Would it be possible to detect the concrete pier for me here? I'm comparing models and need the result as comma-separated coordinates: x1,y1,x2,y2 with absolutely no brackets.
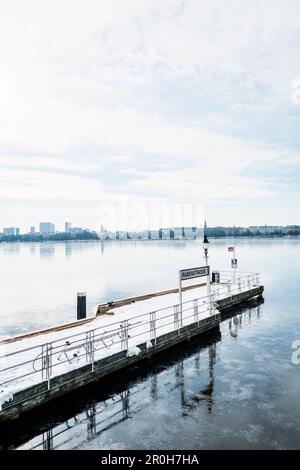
0,272,264,422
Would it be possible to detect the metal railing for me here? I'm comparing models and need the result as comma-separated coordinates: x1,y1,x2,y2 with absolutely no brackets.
0,271,261,410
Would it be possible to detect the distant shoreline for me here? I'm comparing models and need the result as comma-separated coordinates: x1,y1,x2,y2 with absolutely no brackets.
1,235,300,244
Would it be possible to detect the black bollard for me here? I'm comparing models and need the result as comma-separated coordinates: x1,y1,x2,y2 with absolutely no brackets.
77,292,86,320
212,271,219,283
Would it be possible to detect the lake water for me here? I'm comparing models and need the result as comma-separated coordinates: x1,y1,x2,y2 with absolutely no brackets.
0,238,300,449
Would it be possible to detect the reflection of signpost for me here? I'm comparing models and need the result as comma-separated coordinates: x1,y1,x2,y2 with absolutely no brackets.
178,266,210,320
228,246,237,283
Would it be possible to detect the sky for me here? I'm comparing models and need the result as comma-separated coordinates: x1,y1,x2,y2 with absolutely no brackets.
0,0,300,232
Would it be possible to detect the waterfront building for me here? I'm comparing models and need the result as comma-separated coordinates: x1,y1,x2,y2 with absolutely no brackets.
173,227,184,240
39,222,55,234
65,222,71,233
3,227,20,236
117,231,128,240
150,230,160,240
183,227,196,239
248,225,284,235
99,225,108,240
128,231,140,240
161,228,171,239
140,230,151,240
30,226,35,234
107,231,117,240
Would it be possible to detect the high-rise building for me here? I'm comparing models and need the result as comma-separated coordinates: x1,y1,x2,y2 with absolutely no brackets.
3,227,20,236
107,231,117,240
65,222,71,233
161,228,171,239
116,231,128,240
39,222,55,234
140,230,151,240
173,227,184,240
99,224,108,240
30,226,35,234
128,231,140,240
150,230,160,240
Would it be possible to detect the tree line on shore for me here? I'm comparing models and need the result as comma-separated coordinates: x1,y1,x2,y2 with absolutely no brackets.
1,225,300,243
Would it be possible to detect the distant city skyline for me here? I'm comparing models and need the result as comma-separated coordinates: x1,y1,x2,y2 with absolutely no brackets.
1,221,300,240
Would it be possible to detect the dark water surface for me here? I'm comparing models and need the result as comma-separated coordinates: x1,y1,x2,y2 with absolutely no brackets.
0,238,300,449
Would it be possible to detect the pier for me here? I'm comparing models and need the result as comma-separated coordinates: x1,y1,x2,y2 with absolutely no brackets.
0,271,264,422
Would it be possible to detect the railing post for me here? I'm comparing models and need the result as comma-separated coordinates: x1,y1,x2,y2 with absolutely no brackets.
42,342,53,389
209,293,216,316
86,330,95,370
174,304,180,332
248,275,251,289
193,299,199,324
150,311,157,345
238,278,241,293
120,320,129,350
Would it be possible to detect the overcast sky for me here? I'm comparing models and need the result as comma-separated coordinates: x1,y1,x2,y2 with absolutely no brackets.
1,0,300,232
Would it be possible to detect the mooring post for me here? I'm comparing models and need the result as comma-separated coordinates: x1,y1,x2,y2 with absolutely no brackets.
77,292,86,320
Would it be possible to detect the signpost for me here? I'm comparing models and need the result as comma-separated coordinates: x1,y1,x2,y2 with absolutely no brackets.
228,246,238,282
178,266,210,321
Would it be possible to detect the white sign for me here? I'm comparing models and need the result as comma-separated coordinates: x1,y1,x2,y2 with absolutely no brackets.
180,266,209,281
231,258,238,268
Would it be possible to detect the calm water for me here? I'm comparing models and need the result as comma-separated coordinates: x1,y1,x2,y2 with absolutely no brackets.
0,238,300,449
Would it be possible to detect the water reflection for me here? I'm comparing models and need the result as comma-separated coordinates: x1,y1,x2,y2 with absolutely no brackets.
30,244,36,257
65,243,72,259
1,243,20,255
39,243,55,258
225,300,263,338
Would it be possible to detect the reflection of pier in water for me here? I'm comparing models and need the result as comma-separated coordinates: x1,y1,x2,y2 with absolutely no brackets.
228,305,261,338
1,302,263,450
175,344,217,415
16,339,220,450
